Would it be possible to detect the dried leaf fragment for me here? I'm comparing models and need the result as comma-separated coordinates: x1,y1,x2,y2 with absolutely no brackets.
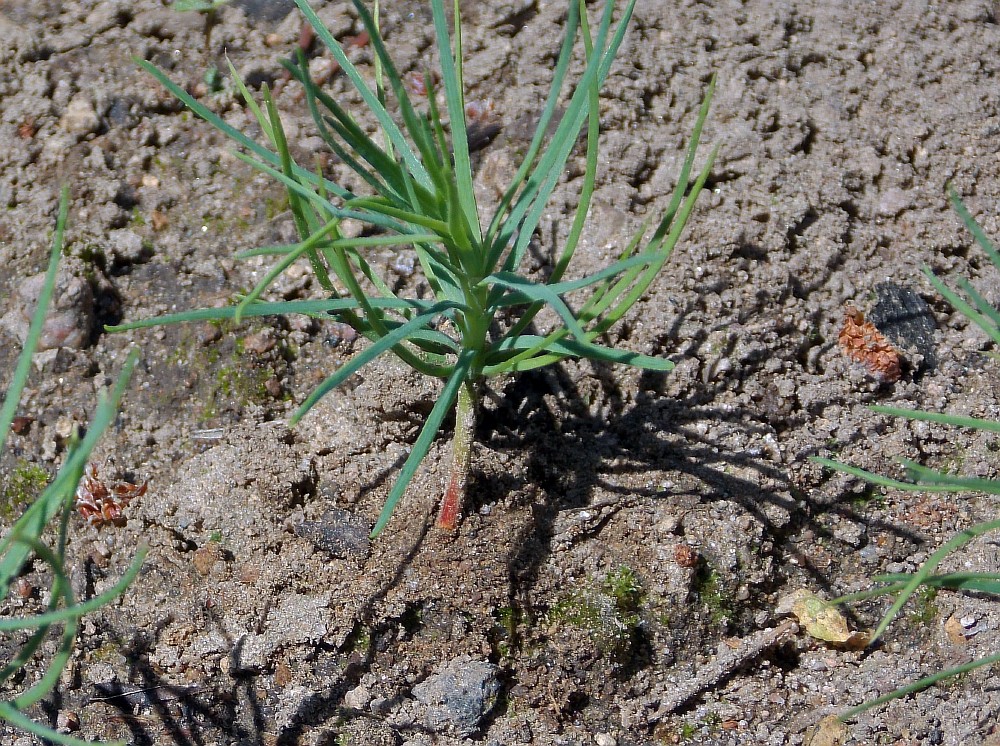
673,542,699,568
75,461,146,528
838,306,902,382
944,614,967,644
778,590,867,646
791,591,851,642
805,715,847,746
944,612,981,644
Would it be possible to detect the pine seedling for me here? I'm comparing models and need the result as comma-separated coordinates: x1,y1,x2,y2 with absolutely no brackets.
113,0,717,537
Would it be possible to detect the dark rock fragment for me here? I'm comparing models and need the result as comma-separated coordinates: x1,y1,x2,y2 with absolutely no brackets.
294,508,371,560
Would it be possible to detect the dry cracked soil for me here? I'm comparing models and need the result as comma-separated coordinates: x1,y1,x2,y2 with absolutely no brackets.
1,0,999,744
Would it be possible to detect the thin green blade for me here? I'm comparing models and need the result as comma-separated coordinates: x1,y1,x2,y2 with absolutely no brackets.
370,349,475,537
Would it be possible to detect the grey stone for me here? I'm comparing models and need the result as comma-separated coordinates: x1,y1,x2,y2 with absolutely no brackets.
108,228,149,264
2,258,95,350
412,656,501,736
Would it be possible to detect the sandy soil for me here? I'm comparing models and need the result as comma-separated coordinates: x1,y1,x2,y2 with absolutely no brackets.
1,0,999,744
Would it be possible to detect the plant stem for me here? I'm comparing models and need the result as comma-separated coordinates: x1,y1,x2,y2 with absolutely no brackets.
203,9,217,55
438,379,476,529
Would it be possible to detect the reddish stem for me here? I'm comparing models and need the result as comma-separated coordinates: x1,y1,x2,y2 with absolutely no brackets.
438,471,463,530
436,381,476,530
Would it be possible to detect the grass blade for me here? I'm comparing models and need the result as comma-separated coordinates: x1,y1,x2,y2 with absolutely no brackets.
551,0,600,284
283,54,399,195
430,0,480,242
923,266,1000,345
293,0,430,189
289,301,461,425
235,217,340,321
809,457,970,493
487,249,664,305
500,0,632,272
238,233,441,258
484,0,581,249
594,142,717,333
0,192,142,743
868,571,1000,595
0,187,69,454
484,334,674,374
229,150,407,234
949,185,1000,269
227,56,272,143
370,349,475,537
0,349,139,580
867,518,1000,644
870,405,1000,432
958,277,1000,330
899,460,1000,494
487,272,588,341
0,546,147,631
840,650,1000,723
0,702,123,746
107,298,422,331
137,58,351,202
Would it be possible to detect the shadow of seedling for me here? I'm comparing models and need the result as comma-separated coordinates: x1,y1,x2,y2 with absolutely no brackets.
471,254,934,651
488,353,798,624
75,616,247,746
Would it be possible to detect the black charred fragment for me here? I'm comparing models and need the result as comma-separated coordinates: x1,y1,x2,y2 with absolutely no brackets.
870,281,938,372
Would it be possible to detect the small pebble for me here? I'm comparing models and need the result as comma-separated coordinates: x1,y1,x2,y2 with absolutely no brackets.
876,187,912,218
197,323,222,345
344,684,371,710
391,253,416,276
3,262,95,350
107,228,148,264
57,710,80,733
10,416,33,434
13,577,34,599
265,376,283,398
412,656,500,735
243,329,276,355
192,542,223,576
60,94,100,135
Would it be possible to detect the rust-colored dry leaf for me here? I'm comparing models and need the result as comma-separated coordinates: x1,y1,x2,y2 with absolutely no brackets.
838,306,902,382
673,542,699,568
75,461,146,529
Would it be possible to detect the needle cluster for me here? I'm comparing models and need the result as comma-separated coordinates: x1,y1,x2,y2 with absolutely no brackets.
114,0,717,537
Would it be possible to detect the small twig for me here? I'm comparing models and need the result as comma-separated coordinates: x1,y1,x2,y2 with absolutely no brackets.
90,684,205,703
648,619,799,722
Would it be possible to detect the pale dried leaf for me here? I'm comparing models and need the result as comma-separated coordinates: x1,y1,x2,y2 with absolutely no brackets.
805,715,847,746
